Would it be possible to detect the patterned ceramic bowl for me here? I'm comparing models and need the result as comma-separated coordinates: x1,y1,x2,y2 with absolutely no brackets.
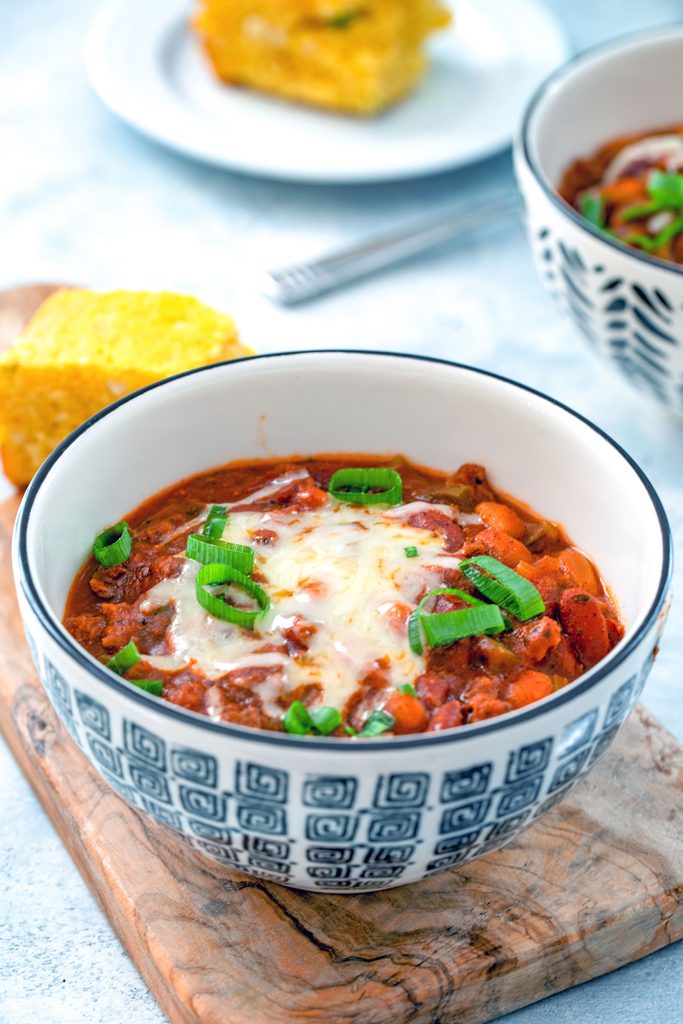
515,27,683,415
13,352,672,892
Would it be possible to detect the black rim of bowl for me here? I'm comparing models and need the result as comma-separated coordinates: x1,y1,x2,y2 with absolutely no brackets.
16,350,673,751
519,22,683,279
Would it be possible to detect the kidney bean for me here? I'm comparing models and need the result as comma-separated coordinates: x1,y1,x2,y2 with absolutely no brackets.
427,701,466,732
559,588,611,668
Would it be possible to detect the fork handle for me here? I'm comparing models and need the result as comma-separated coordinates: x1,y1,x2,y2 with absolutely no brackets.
261,191,520,305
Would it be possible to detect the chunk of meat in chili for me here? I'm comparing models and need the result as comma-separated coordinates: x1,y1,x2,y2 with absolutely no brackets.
405,509,464,553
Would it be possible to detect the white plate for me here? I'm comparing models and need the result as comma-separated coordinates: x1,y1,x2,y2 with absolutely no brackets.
85,0,568,184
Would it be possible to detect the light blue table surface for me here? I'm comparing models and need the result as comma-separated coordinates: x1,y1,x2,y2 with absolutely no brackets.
1,1,681,1021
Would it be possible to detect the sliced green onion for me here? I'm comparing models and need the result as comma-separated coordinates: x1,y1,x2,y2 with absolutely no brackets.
460,555,545,620
203,504,228,539
398,683,417,696
625,232,656,251
404,546,419,558
626,216,683,252
130,678,163,696
650,215,683,250
578,191,605,228
106,640,140,675
359,710,395,737
421,605,506,648
93,521,132,567
621,200,664,223
283,700,312,735
195,563,269,627
311,706,342,735
344,725,357,736
186,533,254,574
647,170,683,208
329,467,402,507
407,587,489,656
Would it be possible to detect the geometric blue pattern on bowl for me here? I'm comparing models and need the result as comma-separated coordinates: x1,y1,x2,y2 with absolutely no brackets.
179,785,226,822
124,720,166,771
236,762,288,803
302,776,357,808
34,654,659,890
373,773,429,808
171,747,218,788
368,811,421,843
75,691,111,740
440,763,492,802
506,738,553,783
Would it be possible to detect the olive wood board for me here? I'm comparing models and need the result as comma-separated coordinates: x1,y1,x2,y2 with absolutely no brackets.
0,286,682,1023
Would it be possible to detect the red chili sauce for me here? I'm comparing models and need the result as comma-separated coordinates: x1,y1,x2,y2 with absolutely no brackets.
64,457,623,737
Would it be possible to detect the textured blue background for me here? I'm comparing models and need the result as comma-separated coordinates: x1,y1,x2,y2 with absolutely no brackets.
0,1,681,1021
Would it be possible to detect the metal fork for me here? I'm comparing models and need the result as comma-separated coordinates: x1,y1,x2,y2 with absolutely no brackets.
260,190,519,305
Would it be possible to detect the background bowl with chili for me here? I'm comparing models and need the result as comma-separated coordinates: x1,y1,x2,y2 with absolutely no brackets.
13,351,671,891
515,26,683,416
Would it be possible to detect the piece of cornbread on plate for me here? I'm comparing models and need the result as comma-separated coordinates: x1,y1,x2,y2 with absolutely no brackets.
193,0,452,115
0,289,251,487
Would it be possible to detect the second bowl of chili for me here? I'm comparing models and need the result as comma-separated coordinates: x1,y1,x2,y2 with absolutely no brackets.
515,26,683,416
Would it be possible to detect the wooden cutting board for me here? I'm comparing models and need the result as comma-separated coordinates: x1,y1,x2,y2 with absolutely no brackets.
1,286,682,1024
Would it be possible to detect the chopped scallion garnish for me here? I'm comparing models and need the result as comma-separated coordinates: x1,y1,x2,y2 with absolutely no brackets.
650,215,683,250
460,555,545,620
647,170,683,208
421,605,506,647
130,678,163,696
106,640,140,674
186,533,254,574
578,191,605,228
283,700,312,735
93,521,132,567
282,702,343,736
407,587,490,656
359,709,395,737
329,467,402,507
311,706,342,735
203,504,228,539
404,546,419,558
195,563,269,627
621,200,664,223
398,683,417,696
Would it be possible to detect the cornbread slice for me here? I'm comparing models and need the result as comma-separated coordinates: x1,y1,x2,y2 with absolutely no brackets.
193,0,452,115
0,289,251,487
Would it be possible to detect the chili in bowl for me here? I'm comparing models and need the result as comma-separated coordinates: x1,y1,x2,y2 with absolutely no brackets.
515,27,683,415
64,456,624,739
13,352,672,891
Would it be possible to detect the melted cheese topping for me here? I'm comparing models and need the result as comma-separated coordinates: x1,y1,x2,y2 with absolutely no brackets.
142,480,474,717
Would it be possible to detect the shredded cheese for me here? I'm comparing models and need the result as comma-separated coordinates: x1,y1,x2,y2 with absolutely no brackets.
142,481,476,716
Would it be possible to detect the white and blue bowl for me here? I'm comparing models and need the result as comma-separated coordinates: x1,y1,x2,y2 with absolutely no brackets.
515,26,683,415
13,352,672,891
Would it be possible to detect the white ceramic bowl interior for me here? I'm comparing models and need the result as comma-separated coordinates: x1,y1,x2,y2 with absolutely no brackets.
14,353,672,890
515,27,683,413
